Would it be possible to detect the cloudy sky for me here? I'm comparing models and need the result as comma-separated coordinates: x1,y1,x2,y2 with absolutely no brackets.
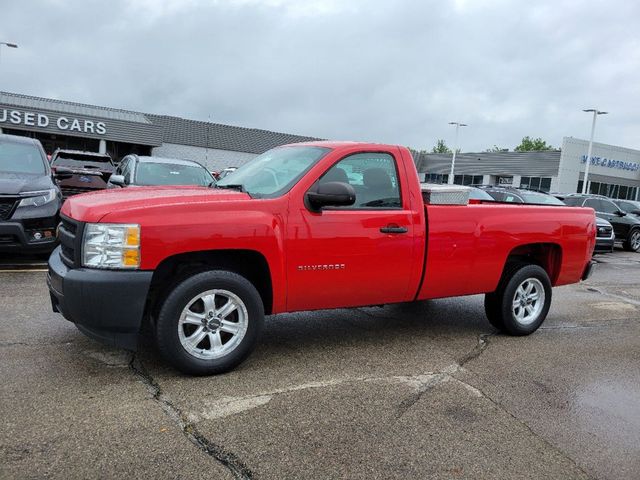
1,0,638,152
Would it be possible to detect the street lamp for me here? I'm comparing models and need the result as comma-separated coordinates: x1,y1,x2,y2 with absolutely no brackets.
447,121,467,184
581,108,608,194
0,41,18,68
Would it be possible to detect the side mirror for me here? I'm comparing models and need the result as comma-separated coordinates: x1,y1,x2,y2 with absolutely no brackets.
631,210,640,216
616,210,627,217
306,181,356,211
109,174,126,187
53,166,73,180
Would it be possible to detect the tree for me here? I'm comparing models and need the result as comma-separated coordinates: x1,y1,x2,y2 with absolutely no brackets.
514,136,554,152
485,145,509,152
432,139,452,154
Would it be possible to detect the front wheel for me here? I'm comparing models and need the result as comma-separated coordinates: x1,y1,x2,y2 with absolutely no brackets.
624,228,640,252
155,270,264,375
484,264,552,335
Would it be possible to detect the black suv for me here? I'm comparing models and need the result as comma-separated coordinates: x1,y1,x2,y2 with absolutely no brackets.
0,133,65,253
614,199,640,218
50,149,115,199
559,194,640,252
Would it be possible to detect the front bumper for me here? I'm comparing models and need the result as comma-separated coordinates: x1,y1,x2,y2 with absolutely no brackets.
47,246,153,350
0,221,58,253
594,235,615,253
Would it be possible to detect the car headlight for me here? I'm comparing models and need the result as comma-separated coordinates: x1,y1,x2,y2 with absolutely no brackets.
17,188,57,208
82,223,141,269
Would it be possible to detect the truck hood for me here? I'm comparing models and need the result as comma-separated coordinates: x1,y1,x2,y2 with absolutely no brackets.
61,185,251,222
0,172,54,195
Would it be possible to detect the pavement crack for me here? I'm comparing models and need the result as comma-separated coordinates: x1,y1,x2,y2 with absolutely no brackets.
128,354,254,480
448,372,595,479
585,286,640,307
457,332,493,367
395,373,448,418
0,340,75,348
0,341,30,347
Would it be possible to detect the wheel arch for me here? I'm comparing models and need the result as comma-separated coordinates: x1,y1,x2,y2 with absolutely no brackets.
502,242,563,285
145,249,274,322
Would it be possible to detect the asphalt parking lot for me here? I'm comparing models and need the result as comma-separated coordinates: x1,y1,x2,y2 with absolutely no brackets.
1,250,639,480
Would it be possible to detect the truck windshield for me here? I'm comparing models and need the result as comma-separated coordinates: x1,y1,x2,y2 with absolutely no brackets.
0,141,46,174
135,162,214,186
217,146,330,197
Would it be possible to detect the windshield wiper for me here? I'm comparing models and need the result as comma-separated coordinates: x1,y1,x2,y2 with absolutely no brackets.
216,183,245,192
216,184,252,197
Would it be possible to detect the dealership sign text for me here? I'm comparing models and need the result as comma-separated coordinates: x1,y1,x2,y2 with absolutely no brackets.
581,155,639,172
0,109,106,135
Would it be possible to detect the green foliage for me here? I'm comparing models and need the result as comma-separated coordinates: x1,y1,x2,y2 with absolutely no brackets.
485,145,509,152
514,136,554,152
432,139,452,154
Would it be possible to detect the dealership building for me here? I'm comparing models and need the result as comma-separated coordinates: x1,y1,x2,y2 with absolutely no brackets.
2,91,639,200
415,137,640,200
0,91,317,171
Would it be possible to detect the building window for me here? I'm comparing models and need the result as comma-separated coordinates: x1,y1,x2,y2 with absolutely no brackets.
423,173,449,184
520,176,552,192
495,175,514,186
577,180,638,200
453,174,483,186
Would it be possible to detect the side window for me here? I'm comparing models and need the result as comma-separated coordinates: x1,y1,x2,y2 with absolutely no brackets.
584,199,601,211
318,152,401,209
121,160,133,184
600,200,619,214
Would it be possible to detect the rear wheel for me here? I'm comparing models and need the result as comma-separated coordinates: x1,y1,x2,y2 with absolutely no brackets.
155,270,264,375
624,228,640,252
484,264,552,335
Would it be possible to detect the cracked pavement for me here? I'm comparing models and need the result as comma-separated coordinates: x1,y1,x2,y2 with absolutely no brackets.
1,249,639,479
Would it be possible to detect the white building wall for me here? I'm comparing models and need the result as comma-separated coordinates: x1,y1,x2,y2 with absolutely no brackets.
557,137,640,194
152,143,258,171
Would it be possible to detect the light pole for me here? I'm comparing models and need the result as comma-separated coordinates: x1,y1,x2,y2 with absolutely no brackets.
581,108,608,194
448,121,467,184
0,42,19,67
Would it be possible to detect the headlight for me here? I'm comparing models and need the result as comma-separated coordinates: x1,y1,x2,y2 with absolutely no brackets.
17,188,57,208
82,223,141,269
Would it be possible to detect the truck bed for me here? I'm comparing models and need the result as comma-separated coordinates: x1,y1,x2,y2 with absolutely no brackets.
416,203,596,300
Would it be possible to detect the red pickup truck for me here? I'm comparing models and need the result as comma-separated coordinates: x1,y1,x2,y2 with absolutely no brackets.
48,142,596,375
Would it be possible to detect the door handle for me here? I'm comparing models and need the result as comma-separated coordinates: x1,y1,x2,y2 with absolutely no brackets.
380,225,408,234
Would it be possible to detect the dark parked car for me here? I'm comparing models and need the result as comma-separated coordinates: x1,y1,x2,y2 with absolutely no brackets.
594,217,615,253
0,133,67,253
558,194,640,252
107,155,216,188
475,185,566,206
614,199,640,217
50,149,115,199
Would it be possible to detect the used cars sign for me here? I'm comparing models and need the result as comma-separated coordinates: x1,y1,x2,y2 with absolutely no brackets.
0,109,107,135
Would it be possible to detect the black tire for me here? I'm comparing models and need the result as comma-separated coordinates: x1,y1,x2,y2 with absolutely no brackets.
155,270,264,375
484,263,552,335
624,228,640,252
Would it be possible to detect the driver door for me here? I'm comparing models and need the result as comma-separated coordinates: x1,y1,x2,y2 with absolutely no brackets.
285,151,417,311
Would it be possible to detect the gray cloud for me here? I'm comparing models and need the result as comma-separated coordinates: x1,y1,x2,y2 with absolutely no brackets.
1,0,638,152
